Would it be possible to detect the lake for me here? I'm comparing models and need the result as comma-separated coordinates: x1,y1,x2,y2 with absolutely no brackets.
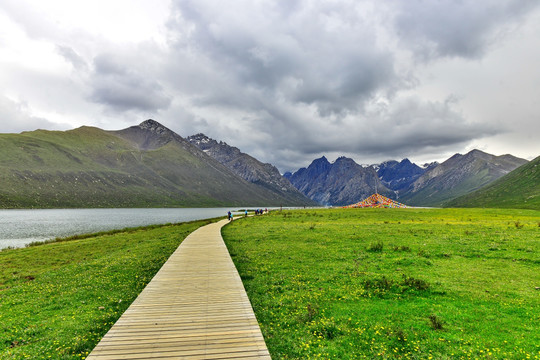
0,208,248,250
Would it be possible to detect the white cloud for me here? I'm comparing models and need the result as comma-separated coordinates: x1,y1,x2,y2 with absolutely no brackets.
0,96,68,133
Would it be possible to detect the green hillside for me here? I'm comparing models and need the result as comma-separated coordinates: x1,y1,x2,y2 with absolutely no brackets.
0,125,309,208
447,155,540,210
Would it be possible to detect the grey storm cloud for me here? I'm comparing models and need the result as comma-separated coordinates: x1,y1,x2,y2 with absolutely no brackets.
250,96,498,169
391,0,538,60
161,0,533,170
89,54,172,112
1,0,538,172
167,0,401,114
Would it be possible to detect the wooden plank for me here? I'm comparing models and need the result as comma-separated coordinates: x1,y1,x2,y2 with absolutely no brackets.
87,219,271,360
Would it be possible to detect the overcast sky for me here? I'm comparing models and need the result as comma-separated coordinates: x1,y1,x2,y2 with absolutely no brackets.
1,0,539,172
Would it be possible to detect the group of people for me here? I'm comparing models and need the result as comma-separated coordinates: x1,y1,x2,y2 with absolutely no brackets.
227,208,268,221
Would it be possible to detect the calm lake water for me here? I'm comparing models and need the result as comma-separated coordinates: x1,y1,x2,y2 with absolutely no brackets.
0,208,246,250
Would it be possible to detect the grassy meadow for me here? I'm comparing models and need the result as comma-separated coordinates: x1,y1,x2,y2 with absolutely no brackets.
223,208,540,359
0,219,218,360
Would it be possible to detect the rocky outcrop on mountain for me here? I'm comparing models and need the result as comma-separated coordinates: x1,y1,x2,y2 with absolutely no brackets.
287,156,393,206
376,158,425,192
400,149,528,206
187,133,315,205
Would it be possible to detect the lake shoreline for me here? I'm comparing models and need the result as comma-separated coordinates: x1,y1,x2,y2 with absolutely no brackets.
0,207,242,250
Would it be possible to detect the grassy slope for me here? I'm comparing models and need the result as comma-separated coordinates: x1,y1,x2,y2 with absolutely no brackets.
447,156,540,210
400,152,527,207
0,127,297,208
0,128,193,207
0,219,217,359
401,168,494,207
223,209,540,359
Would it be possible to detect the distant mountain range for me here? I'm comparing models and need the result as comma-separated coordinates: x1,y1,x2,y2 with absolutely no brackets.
376,158,437,192
0,120,313,208
284,156,393,206
447,155,539,210
398,149,528,206
285,150,529,207
0,119,534,209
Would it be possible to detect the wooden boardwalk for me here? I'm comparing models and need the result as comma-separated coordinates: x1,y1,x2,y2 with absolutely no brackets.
87,219,271,359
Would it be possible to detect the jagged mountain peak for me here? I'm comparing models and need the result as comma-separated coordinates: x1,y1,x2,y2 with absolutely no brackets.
446,149,491,162
188,133,211,142
191,132,207,138
401,158,413,165
376,158,425,192
312,155,330,163
186,133,233,152
467,149,488,155
138,119,171,134
462,149,492,161
187,134,233,156
288,155,392,206
309,156,331,169
380,159,399,166
334,156,359,167
112,119,188,151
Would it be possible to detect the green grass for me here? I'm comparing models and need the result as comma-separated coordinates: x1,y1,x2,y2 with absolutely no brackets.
0,218,218,359
222,208,540,359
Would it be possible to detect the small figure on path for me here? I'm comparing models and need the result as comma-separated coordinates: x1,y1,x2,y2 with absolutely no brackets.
245,210,248,217
227,211,232,221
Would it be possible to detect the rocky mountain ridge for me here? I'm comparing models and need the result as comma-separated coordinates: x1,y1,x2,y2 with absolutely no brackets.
1,119,530,208
286,150,528,207
447,155,539,209
400,149,528,206
187,133,314,205
285,156,394,206
376,158,426,192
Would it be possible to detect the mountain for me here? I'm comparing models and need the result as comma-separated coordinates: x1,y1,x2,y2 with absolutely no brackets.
286,156,393,206
400,149,528,207
186,133,315,205
446,155,540,210
376,158,426,192
286,150,527,207
0,120,312,208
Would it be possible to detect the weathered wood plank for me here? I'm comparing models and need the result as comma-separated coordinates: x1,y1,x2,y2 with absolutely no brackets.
87,219,271,359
